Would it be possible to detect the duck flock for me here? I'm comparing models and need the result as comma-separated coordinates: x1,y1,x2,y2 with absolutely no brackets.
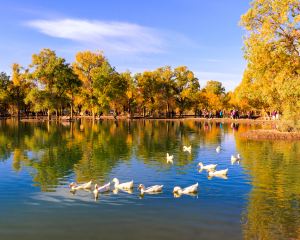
68,145,242,200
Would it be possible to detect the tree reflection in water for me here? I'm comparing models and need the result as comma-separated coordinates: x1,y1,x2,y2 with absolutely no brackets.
236,138,300,239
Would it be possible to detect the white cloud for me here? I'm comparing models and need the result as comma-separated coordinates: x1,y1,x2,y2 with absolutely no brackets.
26,18,166,54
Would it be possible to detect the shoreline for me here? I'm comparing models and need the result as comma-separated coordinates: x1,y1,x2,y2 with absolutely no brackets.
1,115,279,125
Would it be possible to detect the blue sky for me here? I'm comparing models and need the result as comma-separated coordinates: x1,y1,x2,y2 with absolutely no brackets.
0,0,251,91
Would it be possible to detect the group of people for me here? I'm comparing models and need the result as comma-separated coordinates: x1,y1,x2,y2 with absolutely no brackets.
199,109,280,120
271,110,280,120
199,109,240,119
230,109,239,119
199,109,224,118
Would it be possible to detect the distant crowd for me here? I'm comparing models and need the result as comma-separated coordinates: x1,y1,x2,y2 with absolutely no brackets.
197,109,255,119
196,109,280,120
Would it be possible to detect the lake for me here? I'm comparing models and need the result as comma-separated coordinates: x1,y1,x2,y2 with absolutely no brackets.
0,119,299,240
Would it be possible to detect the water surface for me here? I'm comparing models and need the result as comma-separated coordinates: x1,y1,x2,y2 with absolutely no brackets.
0,119,299,240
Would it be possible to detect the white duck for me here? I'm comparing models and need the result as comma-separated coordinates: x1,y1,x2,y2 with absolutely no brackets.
231,154,241,164
173,183,198,195
216,146,221,153
69,180,92,192
208,168,228,177
231,154,238,161
93,182,111,199
183,145,192,153
112,178,134,190
198,162,217,172
138,184,163,195
166,153,174,164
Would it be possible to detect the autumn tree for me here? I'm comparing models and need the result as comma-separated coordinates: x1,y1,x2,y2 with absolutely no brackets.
237,0,300,130
202,80,226,111
9,63,32,119
204,80,225,96
173,66,200,116
121,71,137,118
73,51,108,118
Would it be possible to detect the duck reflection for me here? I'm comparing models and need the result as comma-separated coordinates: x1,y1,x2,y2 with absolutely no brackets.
173,192,198,198
207,175,228,180
113,188,134,195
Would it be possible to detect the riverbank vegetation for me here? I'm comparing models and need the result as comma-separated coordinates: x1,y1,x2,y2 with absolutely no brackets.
0,0,299,131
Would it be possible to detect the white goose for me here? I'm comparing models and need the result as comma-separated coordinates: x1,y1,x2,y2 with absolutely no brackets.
112,178,134,190
69,180,92,192
166,153,174,164
216,146,221,153
183,145,192,153
198,162,217,172
93,182,111,199
208,168,228,177
138,184,163,194
173,183,198,195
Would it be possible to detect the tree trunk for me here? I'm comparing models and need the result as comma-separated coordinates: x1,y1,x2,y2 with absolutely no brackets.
128,99,132,118
92,109,95,121
48,109,51,121
17,107,20,121
70,104,73,120
167,103,170,118
70,94,74,120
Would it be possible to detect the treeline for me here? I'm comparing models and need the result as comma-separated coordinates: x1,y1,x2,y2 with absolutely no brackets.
0,49,240,120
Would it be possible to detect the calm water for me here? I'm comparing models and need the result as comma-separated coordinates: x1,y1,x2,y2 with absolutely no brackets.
0,119,299,240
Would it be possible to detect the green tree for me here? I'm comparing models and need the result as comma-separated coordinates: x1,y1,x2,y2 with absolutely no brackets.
155,66,175,117
107,72,129,116
93,62,127,115
53,64,81,119
136,71,160,117
29,48,67,120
